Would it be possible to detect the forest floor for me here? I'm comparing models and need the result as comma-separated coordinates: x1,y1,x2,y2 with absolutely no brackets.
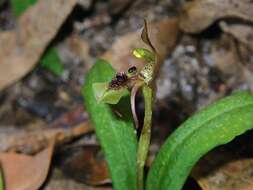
0,0,253,189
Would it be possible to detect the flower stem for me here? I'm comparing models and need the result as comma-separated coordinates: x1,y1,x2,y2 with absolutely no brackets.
137,85,153,190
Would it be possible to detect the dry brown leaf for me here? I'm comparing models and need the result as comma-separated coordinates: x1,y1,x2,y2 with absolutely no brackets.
65,34,93,65
108,0,133,15
62,146,110,186
180,0,253,33
0,106,93,154
209,34,253,90
210,35,242,76
220,22,253,51
4,122,92,154
0,0,77,91
0,139,55,190
44,168,112,190
102,17,179,72
241,182,253,190
194,157,253,190
0,118,93,154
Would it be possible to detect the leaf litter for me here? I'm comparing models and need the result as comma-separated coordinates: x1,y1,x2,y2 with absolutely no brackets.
0,0,77,90
0,138,55,190
0,0,253,189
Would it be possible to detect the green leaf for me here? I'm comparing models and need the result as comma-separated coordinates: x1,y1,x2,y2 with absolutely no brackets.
0,167,4,190
40,48,64,76
147,91,253,190
11,0,38,17
93,83,129,104
82,59,137,190
92,83,108,102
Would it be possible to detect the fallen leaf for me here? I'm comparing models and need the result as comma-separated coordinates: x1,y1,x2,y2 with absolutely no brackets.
210,35,242,76
241,181,253,190
0,0,77,91
108,0,133,15
102,17,179,72
1,122,92,154
180,0,253,33
44,168,112,190
0,139,55,190
61,145,111,186
219,21,253,51
0,106,93,154
209,34,253,90
194,157,253,190
191,135,253,190
63,34,93,68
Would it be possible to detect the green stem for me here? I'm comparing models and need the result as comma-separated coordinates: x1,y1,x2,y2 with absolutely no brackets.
137,85,153,190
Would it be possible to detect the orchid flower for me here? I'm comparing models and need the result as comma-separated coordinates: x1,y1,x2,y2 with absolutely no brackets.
92,20,157,129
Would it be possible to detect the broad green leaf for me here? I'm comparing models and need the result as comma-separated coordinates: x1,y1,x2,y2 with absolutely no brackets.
93,83,129,104
0,167,3,190
11,0,37,17
82,60,137,190
133,48,155,62
147,91,253,190
40,48,64,76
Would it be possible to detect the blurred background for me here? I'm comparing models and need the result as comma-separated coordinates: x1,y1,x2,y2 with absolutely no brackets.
0,0,253,189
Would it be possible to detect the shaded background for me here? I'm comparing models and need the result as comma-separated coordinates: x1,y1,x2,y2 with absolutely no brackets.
0,0,253,189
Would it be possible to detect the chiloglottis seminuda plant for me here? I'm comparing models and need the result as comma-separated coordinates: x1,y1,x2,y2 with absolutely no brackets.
92,20,157,190
82,19,253,190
